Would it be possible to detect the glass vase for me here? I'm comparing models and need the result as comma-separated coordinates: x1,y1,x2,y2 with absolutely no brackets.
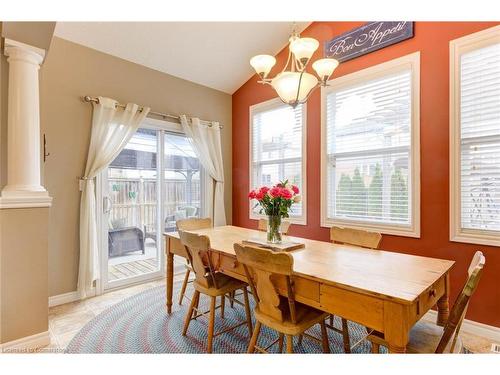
267,215,283,244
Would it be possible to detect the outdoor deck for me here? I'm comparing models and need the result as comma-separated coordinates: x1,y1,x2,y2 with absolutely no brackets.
108,258,158,281
108,257,186,281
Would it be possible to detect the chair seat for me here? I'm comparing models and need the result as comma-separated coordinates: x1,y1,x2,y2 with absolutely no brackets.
407,320,463,353
368,320,463,353
254,300,329,336
193,273,247,297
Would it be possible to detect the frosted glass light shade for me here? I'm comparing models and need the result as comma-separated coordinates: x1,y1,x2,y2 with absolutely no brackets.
290,37,319,62
312,58,339,81
271,71,318,105
250,54,276,78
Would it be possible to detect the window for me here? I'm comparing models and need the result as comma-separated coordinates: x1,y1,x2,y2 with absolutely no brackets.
249,98,307,224
321,52,420,237
450,26,500,247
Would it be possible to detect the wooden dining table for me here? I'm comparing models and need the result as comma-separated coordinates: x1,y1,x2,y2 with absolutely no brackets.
164,225,455,353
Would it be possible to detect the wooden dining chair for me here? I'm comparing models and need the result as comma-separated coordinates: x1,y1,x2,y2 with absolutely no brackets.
327,226,382,353
234,243,330,354
222,218,293,308
226,217,294,309
176,218,212,305
179,230,253,353
368,251,485,354
330,226,382,249
258,218,291,234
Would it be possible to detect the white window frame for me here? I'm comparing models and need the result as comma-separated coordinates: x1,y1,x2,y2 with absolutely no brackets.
450,26,500,247
320,52,421,237
249,97,307,225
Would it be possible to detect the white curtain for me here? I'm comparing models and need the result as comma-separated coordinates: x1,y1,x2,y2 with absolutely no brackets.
78,97,149,299
180,115,226,226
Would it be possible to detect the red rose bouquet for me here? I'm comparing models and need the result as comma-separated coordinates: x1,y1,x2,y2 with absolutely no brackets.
248,180,300,243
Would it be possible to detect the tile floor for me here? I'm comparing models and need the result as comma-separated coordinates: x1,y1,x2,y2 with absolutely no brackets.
45,272,496,354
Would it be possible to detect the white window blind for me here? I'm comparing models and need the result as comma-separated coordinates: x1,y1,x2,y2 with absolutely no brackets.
459,42,500,233
250,100,305,220
324,59,418,233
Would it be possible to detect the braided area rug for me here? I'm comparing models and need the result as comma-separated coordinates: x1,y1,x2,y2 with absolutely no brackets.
66,284,380,353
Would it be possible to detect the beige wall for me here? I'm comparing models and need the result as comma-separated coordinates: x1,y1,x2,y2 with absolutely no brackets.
0,208,49,343
2,22,56,51
41,37,232,297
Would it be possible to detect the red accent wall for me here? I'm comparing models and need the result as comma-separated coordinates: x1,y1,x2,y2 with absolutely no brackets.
232,22,500,327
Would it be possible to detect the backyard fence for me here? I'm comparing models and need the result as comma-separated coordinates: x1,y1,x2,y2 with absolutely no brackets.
109,177,201,231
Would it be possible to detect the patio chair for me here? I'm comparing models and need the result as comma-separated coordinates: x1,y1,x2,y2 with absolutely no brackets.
108,226,145,258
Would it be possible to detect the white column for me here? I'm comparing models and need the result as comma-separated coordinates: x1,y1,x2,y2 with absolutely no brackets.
0,39,51,208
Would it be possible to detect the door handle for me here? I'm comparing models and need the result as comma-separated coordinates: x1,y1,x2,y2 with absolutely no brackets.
103,196,112,214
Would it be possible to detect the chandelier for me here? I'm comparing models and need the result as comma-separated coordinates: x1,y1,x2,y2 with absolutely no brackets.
250,30,339,107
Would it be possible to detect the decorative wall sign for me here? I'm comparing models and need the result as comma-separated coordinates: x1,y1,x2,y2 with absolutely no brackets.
325,22,414,62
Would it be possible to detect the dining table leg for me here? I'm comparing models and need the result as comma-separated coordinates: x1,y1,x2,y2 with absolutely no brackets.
166,239,174,314
384,301,409,354
436,273,450,326
388,344,407,353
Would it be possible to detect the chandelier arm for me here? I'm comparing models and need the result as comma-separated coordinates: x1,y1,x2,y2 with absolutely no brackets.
300,57,313,72
302,82,322,102
281,49,293,74
295,59,304,72
292,81,323,107
296,56,308,72
294,70,306,106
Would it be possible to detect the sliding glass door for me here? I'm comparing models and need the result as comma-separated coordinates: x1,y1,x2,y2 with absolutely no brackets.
99,121,204,291
163,132,202,233
100,128,162,289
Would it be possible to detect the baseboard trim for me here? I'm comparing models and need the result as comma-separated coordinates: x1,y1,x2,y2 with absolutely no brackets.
423,310,500,342
0,331,50,352
49,277,166,307
49,291,81,307
49,287,98,307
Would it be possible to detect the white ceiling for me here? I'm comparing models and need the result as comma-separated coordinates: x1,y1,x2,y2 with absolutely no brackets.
54,22,310,94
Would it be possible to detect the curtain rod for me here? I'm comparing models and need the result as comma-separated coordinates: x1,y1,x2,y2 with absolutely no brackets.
82,96,223,129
